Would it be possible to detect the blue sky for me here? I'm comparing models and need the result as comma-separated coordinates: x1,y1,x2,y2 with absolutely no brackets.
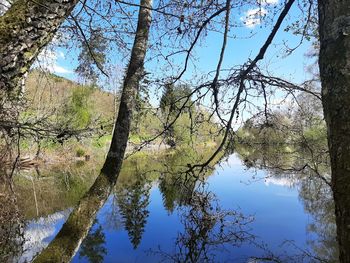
34,0,314,110
36,0,313,79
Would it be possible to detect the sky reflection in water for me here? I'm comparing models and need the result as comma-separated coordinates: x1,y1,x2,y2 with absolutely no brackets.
14,153,335,263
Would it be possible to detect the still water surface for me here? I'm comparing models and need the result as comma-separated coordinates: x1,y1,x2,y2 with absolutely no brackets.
4,150,337,262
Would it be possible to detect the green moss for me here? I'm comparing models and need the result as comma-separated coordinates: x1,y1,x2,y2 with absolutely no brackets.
76,147,86,157
0,0,27,45
23,51,34,60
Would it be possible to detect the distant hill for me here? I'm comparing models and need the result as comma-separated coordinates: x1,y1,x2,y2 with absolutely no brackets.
25,70,116,123
21,70,220,156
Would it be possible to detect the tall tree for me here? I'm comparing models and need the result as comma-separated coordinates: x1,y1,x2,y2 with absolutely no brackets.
33,0,153,261
75,29,108,85
318,1,350,261
0,0,79,95
159,84,193,147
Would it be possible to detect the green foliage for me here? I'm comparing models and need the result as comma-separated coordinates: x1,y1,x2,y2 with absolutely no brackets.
130,92,160,136
159,84,207,147
236,97,328,173
79,223,107,263
160,84,175,114
173,113,192,145
160,84,192,115
75,29,108,85
129,83,218,148
116,176,151,249
46,72,65,83
19,139,30,150
129,134,142,144
92,135,112,148
63,86,94,129
303,123,327,146
19,72,217,155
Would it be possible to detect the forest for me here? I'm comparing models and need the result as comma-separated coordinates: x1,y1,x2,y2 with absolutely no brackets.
0,0,349,262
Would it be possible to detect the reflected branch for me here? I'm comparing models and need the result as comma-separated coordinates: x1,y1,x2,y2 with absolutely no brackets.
152,181,255,263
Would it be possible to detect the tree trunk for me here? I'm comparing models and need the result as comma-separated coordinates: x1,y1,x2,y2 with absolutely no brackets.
100,0,152,181
33,1,153,261
0,0,79,95
317,1,350,261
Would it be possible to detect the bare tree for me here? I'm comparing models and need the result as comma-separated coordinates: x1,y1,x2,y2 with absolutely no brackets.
2,0,349,261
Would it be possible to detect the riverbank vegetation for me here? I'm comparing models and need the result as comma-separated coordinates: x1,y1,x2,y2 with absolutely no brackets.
2,70,221,166
1,0,350,261
235,91,329,178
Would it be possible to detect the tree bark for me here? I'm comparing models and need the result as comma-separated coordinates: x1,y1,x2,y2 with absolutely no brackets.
318,1,350,261
100,0,152,181
33,0,152,261
0,0,79,95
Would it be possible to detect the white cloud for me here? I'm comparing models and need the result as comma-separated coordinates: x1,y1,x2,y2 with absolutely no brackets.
241,8,268,28
264,176,297,187
58,51,65,58
34,49,72,74
261,0,279,5
241,0,279,28
52,64,71,74
17,210,71,263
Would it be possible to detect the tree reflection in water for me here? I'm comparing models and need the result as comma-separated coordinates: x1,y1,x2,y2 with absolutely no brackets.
235,143,339,262
154,179,254,262
0,166,24,262
0,186,25,263
300,172,338,262
159,170,197,213
79,219,107,263
116,173,151,249
0,146,340,262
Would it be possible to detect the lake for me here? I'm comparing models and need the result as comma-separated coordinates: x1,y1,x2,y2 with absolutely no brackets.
0,148,338,262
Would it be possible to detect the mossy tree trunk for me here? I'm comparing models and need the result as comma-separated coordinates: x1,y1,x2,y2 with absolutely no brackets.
318,1,350,261
100,0,152,181
0,0,79,95
33,0,153,261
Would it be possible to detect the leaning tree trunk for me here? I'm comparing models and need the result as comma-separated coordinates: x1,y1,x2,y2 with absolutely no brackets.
33,1,153,262
0,0,79,95
317,1,350,262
